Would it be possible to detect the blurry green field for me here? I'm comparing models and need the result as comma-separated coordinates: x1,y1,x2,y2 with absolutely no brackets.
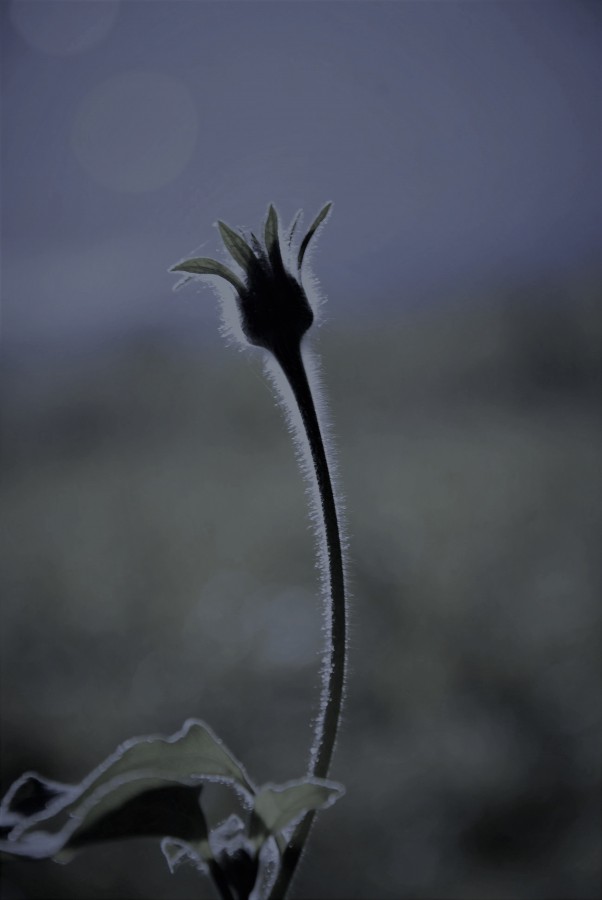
1,284,600,899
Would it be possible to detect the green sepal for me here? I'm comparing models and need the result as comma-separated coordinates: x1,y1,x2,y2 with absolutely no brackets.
297,202,332,270
170,257,245,294
264,205,279,257
264,204,285,275
287,209,302,247
217,221,256,272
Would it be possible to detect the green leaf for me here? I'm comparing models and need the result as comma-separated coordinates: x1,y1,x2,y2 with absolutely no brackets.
0,720,255,861
0,773,74,823
297,202,332,270
69,784,211,855
217,221,256,272
71,719,255,814
249,777,344,847
170,257,245,294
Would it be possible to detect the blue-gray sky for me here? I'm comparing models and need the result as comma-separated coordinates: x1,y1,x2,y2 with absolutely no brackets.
1,0,600,359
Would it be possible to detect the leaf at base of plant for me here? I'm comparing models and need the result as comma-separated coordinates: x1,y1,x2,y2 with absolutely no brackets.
250,777,345,847
0,719,254,861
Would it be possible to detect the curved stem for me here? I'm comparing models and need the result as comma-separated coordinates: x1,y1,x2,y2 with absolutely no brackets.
268,339,347,900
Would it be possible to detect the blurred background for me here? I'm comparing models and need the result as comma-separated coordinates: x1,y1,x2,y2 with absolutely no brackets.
1,1,600,898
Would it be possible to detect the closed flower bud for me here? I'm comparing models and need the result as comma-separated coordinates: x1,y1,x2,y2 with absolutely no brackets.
170,203,331,356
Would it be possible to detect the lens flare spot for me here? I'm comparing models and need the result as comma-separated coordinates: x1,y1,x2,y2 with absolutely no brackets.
10,0,120,56
71,71,199,193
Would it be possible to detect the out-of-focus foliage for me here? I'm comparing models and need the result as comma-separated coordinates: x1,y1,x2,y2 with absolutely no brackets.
1,278,600,899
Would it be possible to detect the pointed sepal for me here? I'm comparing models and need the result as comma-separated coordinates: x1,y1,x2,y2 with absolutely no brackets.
169,258,245,294
217,221,256,272
297,202,332,270
287,209,303,247
264,204,284,275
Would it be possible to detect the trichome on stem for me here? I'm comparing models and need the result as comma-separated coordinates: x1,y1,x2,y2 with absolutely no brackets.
172,202,348,899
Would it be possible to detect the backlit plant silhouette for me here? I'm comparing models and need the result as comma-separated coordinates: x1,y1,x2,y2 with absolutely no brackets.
0,203,348,900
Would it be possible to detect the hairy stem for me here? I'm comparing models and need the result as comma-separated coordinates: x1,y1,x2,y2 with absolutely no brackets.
268,339,347,900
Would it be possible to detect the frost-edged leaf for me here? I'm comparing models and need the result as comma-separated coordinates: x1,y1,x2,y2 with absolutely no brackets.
0,774,76,838
297,202,332,270
1,774,74,819
217,221,256,272
69,718,255,815
0,720,255,862
161,836,210,874
170,257,245,294
68,783,208,850
249,777,344,846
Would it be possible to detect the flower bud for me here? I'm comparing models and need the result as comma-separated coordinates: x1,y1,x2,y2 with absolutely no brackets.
170,202,332,355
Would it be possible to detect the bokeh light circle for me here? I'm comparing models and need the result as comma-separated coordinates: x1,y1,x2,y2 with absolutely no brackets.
10,0,120,56
71,71,199,193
